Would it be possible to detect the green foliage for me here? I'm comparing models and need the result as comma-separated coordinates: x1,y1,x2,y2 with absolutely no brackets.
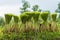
13,15,19,23
58,3,60,9
5,14,12,24
23,1,30,9
38,32,60,40
32,5,39,11
0,33,26,40
51,13,57,21
20,1,30,13
41,12,49,21
1,29,60,40
55,3,60,13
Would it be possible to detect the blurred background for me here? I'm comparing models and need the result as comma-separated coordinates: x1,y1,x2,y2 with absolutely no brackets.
0,0,60,17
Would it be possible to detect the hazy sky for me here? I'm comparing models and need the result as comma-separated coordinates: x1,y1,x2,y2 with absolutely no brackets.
0,0,60,17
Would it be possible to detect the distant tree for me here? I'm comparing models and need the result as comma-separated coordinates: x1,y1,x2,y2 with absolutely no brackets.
55,3,60,13
55,3,60,23
38,9,42,12
32,5,39,11
20,1,42,13
20,1,30,13
32,5,42,12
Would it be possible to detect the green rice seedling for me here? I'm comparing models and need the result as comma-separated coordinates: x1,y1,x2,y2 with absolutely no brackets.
25,12,35,28
13,15,19,23
51,13,58,31
20,13,31,28
40,12,49,31
51,13,57,21
32,12,40,30
20,13,29,33
5,14,13,24
25,12,35,27
41,11,51,32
